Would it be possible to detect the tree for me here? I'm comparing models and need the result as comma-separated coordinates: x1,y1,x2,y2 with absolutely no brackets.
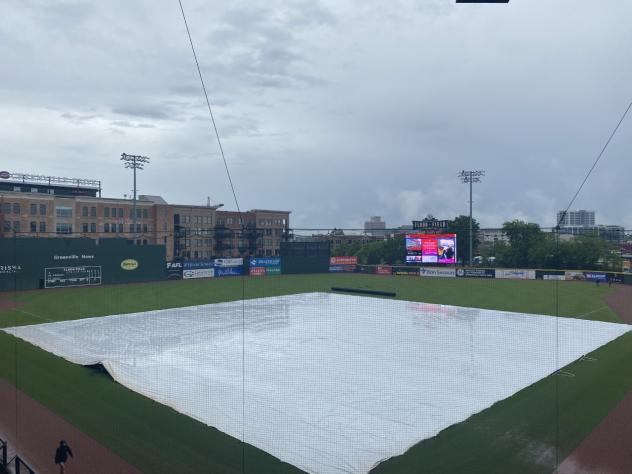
445,215,480,265
356,236,406,265
497,220,544,267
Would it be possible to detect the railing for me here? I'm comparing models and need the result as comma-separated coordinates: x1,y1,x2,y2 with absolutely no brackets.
0,437,37,474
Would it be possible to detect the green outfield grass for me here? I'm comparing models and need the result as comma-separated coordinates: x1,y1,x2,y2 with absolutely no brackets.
0,274,629,473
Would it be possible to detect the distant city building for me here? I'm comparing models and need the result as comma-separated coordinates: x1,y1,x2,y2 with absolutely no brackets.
480,228,509,244
557,210,595,227
0,171,290,260
556,210,623,243
312,230,381,250
364,216,386,237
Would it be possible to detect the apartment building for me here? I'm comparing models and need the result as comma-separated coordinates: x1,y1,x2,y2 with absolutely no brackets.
0,172,290,260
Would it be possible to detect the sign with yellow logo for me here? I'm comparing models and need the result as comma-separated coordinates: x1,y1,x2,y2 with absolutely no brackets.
121,259,139,271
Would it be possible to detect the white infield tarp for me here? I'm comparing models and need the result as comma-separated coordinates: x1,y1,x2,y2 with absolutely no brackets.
3,293,630,474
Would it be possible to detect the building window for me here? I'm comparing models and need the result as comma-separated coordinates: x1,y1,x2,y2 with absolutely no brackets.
104,223,110,232
91,207,96,217
118,208,124,218
118,223,123,233
90,223,96,233
136,223,141,233
3,222,10,231
56,223,72,234
104,207,110,217
12,203,20,214
39,222,46,233
56,207,72,218
13,186,21,192
111,207,116,217
143,239,148,245
143,224,148,233
82,206,88,217
12,221,20,232
129,224,135,233
39,204,46,215
31,188,37,193
265,229,272,236
30,221,36,232
82,223,89,233
1,203,10,214
30,204,37,215
135,208,141,218
265,249,272,256
142,209,148,219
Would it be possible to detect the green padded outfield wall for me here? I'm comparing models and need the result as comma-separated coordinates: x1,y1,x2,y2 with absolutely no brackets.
280,241,330,274
0,237,166,291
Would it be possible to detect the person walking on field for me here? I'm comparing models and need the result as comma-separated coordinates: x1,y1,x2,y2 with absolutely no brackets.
54,440,73,473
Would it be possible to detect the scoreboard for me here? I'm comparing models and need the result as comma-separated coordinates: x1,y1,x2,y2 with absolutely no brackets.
44,266,102,288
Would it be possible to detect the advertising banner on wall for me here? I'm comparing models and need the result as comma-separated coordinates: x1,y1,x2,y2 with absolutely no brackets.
249,257,281,276
215,266,243,277
183,268,215,279
456,268,495,278
419,267,456,278
214,258,244,267
329,265,357,273
250,257,281,268
330,256,358,266
565,271,586,281
183,260,214,270
166,261,183,280
394,267,419,276
376,265,393,275
584,272,607,282
44,266,102,288
495,269,536,280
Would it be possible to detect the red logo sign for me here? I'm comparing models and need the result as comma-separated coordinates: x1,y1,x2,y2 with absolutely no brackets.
376,265,393,275
330,256,358,265
250,267,266,276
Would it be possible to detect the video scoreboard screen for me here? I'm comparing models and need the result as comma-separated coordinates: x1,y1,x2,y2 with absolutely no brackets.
405,233,457,264
44,266,102,288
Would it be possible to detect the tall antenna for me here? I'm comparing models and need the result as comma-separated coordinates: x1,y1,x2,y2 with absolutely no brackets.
120,153,150,238
458,170,485,266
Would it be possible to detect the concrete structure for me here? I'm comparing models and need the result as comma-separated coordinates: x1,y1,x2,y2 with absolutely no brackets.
557,210,595,227
0,173,289,260
364,216,386,237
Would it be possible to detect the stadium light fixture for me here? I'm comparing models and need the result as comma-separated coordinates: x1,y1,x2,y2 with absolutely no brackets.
458,170,485,266
121,153,150,238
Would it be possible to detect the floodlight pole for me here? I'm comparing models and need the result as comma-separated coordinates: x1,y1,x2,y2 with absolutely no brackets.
121,153,150,238
458,170,485,266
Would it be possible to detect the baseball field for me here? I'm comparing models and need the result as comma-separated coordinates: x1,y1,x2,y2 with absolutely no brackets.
0,274,630,473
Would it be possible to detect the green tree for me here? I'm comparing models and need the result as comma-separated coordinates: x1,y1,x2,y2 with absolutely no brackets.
446,215,480,265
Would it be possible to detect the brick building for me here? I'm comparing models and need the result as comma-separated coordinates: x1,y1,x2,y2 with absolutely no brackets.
0,173,290,261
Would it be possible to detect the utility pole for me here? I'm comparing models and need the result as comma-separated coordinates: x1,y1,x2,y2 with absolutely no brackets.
458,170,485,266
120,153,150,239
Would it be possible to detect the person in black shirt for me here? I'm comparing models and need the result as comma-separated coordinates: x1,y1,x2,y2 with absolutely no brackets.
54,440,73,473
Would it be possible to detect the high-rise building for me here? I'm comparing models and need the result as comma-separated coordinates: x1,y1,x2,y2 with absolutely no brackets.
364,216,386,237
556,210,595,227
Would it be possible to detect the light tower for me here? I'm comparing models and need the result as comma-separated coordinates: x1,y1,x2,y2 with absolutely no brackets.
120,153,150,237
458,170,485,266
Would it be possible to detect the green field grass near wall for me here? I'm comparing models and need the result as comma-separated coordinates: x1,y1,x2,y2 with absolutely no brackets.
0,275,628,473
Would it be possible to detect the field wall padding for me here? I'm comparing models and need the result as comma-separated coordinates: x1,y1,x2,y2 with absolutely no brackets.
0,237,166,291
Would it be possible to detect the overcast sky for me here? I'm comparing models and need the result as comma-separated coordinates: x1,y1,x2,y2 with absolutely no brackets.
1,0,631,230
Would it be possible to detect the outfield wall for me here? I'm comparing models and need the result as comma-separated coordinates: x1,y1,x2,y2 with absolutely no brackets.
0,237,166,291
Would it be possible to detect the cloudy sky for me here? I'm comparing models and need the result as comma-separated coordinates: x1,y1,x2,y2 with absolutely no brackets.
1,0,631,230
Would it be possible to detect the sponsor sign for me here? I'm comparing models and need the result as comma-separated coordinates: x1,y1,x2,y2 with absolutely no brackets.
266,267,281,275
120,259,139,271
0,264,21,274
183,268,215,279
250,267,266,276
215,266,243,277
376,265,393,275
584,272,607,282
250,257,281,268
44,266,102,288
543,274,565,281
456,268,495,278
166,261,183,280
495,269,535,280
395,267,419,276
330,256,358,266
214,258,243,267
412,219,450,230
329,264,356,273
420,267,457,278
565,271,585,281
183,260,214,270
608,273,624,283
